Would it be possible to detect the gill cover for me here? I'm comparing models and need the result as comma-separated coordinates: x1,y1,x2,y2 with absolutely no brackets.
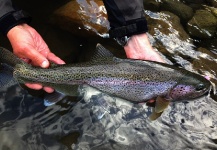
169,72,211,101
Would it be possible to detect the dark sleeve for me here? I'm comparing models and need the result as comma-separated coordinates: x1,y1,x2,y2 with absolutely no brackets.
102,0,148,38
0,0,31,36
0,0,15,18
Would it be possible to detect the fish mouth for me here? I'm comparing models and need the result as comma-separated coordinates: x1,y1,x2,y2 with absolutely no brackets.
188,90,210,100
169,86,211,102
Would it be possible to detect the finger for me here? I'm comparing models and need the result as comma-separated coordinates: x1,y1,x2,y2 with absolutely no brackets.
47,52,65,65
20,58,31,63
148,52,165,63
43,86,54,93
25,49,50,68
25,83,43,90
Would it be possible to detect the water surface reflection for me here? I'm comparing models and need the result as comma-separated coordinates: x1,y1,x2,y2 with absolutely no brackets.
0,82,217,149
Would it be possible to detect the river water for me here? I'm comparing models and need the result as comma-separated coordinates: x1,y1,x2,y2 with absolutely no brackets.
0,0,217,150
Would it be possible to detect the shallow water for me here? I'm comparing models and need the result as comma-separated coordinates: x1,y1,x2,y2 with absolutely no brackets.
0,82,217,150
1,0,217,150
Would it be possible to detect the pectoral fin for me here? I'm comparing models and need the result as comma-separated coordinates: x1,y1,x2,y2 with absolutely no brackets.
44,90,66,106
148,96,170,121
154,96,170,113
43,84,79,106
149,108,163,121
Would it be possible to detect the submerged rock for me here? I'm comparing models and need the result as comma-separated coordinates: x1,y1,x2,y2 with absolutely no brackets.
182,0,206,4
161,0,194,23
144,10,193,60
145,11,191,42
198,39,217,53
203,5,217,17
192,47,217,85
143,0,161,12
187,9,217,38
206,0,217,7
49,0,109,38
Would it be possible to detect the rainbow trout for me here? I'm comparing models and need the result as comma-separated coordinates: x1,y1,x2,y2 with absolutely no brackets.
0,44,211,120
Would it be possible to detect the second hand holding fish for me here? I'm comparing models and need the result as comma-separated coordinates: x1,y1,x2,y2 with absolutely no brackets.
124,34,165,63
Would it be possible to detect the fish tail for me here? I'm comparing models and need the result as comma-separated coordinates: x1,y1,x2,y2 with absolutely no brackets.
0,47,24,67
0,63,18,88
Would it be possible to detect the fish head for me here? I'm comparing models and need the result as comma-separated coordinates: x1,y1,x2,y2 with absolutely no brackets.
168,73,211,101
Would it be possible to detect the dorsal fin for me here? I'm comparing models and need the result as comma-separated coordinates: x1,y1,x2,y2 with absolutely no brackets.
90,43,114,61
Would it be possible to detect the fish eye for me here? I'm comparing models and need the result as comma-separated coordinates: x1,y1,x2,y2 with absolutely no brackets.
195,83,205,91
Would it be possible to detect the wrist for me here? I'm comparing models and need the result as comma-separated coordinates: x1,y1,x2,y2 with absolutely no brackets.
109,18,148,38
124,33,150,59
0,10,31,36
109,17,148,47
124,33,165,63
7,23,26,39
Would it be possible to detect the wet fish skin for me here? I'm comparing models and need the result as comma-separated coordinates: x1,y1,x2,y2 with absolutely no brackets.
0,45,211,103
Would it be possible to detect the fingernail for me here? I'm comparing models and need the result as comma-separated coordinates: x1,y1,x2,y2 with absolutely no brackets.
60,61,66,65
41,61,49,68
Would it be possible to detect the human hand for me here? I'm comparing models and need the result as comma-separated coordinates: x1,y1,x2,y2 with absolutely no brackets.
7,23,65,93
124,33,165,63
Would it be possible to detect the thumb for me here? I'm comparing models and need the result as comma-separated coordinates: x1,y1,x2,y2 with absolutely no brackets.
26,49,50,68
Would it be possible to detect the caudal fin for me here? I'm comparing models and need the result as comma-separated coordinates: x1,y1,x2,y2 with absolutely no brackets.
0,64,18,89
